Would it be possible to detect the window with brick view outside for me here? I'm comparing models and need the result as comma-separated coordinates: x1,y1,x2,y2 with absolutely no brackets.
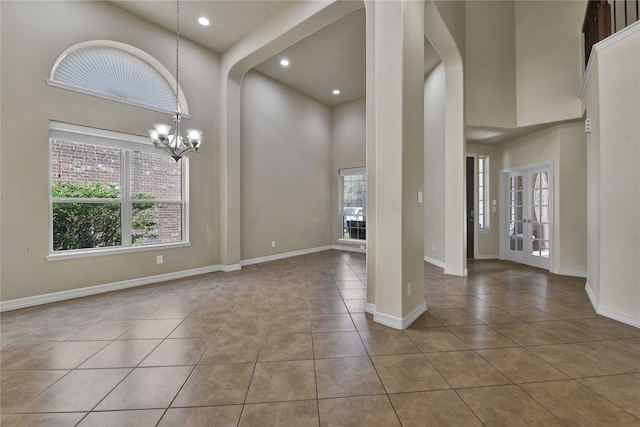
51,138,183,251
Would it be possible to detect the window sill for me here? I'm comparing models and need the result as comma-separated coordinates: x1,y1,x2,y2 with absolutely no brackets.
46,241,191,262
478,229,491,234
338,238,367,245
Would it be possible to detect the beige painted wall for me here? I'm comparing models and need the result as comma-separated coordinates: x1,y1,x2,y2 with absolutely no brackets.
432,0,466,61
372,0,426,321
330,98,366,248
584,57,601,303
557,123,588,273
466,143,502,257
1,1,220,302
400,0,426,316
465,0,517,128
240,71,332,260
515,0,586,126
425,0,467,276
424,63,446,264
500,123,587,274
584,30,640,322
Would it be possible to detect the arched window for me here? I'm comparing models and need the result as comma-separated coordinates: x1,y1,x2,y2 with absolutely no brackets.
47,40,189,116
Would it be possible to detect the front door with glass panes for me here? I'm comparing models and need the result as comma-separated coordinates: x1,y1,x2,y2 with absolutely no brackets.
505,165,552,270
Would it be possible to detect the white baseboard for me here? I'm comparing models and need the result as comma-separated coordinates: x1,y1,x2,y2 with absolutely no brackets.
365,302,376,314
597,305,640,329
332,244,366,254
585,281,598,308
584,282,640,329
474,254,499,260
373,311,404,329
551,268,587,278
240,246,333,266
220,263,242,272
444,268,468,277
425,256,468,277
0,265,223,312
371,302,427,330
403,302,428,328
424,256,446,269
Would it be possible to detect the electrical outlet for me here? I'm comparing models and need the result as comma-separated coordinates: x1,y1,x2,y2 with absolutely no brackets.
407,283,412,296
156,255,163,264
432,244,436,251
271,241,276,248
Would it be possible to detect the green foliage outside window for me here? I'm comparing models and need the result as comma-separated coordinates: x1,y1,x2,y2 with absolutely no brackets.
52,182,159,251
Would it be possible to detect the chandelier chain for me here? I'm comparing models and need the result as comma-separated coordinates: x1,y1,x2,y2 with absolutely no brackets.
148,0,202,161
175,0,180,113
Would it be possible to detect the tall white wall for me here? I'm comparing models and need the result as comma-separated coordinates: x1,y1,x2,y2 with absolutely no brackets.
330,98,367,248
240,71,332,261
423,63,446,264
465,0,517,128
426,0,467,277
583,28,640,326
515,0,586,126
0,1,220,302
584,58,602,309
557,124,588,273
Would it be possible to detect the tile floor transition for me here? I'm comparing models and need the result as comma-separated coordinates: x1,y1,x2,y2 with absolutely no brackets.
1,250,639,426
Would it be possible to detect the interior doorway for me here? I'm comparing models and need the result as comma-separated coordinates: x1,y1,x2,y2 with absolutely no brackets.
466,156,475,259
501,162,553,270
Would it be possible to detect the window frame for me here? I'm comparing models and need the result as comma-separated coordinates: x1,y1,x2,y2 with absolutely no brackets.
478,155,490,232
47,121,190,261
47,40,191,117
338,166,367,244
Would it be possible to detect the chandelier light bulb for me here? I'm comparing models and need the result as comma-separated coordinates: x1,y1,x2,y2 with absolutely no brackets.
186,129,203,148
153,123,171,139
148,129,160,145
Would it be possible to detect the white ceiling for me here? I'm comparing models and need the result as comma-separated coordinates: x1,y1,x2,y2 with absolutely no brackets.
110,2,441,107
111,1,293,53
111,1,545,144
253,9,366,106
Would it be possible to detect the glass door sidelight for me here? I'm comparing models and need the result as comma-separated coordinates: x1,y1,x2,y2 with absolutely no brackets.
530,171,551,268
504,166,552,270
507,173,526,264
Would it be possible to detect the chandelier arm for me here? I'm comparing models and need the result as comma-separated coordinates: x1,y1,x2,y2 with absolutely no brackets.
158,145,176,157
177,147,199,157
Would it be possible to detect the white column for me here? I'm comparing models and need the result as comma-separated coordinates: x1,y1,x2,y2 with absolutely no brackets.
369,0,426,328
218,74,242,270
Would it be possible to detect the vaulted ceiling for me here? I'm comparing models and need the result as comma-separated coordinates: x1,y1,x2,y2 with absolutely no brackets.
112,1,543,142
111,2,441,107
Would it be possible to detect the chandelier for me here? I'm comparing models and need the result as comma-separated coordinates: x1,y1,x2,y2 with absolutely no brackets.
148,0,202,162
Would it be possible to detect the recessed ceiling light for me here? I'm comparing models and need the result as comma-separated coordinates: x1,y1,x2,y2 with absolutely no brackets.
198,17,210,26
332,89,341,95
280,59,290,66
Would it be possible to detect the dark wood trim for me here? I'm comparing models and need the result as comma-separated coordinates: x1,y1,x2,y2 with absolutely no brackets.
583,0,612,66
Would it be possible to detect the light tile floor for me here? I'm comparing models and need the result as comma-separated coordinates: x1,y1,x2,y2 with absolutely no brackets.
1,251,639,426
